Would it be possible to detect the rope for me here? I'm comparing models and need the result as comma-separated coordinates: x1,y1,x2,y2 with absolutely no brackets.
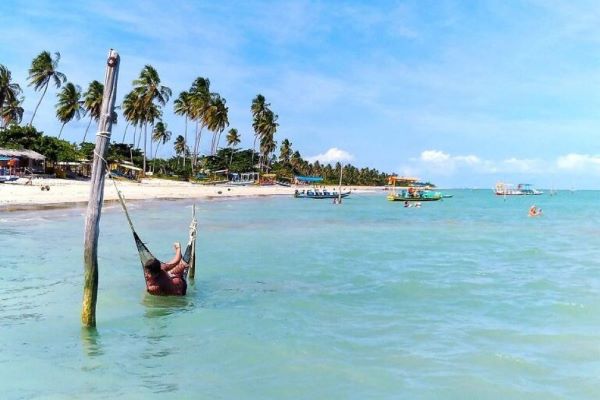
93,149,136,233
96,131,111,139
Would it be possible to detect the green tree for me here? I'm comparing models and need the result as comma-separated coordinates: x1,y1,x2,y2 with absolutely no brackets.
152,121,172,169
1,97,24,128
55,82,85,138
27,51,66,125
0,65,22,117
251,94,267,169
279,138,292,165
226,128,240,169
121,90,142,145
173,134,186,166
132,65,171,174
205,93,229,155
82,80,103,143
0,124,42,149
189,77,211,166
173,91,193,167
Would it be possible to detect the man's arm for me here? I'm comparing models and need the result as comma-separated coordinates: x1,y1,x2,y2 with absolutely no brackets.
161,243,182,271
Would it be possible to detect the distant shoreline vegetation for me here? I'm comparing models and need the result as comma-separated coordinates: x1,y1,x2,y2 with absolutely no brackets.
1,53,395,186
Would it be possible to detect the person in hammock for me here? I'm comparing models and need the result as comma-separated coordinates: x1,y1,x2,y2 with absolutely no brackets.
143,220,196,296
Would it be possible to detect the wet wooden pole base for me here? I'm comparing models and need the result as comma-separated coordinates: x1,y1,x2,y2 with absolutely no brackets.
82,49,120,327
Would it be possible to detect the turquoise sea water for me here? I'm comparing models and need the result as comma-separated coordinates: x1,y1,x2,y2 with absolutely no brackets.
1,190,599,399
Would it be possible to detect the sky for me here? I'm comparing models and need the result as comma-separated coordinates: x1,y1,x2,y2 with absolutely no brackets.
2,0,600,188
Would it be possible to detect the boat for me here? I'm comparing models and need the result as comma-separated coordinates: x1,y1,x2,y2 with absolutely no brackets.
495,182,543,196
0,175,19,183
387,188,442,202
294,189,351,199
386,175,442,202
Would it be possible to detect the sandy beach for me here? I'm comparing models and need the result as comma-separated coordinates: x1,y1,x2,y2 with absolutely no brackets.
0,177,378,210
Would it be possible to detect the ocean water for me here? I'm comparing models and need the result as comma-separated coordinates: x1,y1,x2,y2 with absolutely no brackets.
0,190,599,399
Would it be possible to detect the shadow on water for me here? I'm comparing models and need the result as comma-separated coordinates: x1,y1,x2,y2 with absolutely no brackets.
80,327,103,357
141,293,193,319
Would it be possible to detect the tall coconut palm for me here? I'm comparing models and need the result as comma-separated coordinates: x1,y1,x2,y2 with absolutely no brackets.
205,93,229,155
144,103,162,165
0,65,22,116
1,97,24,128
251,94,269,169
121,90,142,145
132,65,171,174
82,80,103,143
226,128,240,169
189,77,211,166
152,121,172,170
279,138,292,165
254,108,278,172
55,82,85,138
27,51,66,126
173,91,193,167
174,135,186,166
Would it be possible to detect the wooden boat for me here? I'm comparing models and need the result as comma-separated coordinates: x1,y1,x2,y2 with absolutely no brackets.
387,190,442,202
294,189,351,199
386,176,442,202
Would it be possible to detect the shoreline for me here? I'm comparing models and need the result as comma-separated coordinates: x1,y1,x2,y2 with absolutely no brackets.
0,178,383,212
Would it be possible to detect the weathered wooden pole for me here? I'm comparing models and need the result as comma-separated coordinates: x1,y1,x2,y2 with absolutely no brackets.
188,205,197,280
82,49,120,327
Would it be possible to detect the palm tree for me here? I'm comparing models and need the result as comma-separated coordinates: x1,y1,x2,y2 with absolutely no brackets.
189,77,211,166
279,138,292,165
173,91,193,167
121,90,142,145
82,80,103,143
27,51,66,126
226,128,241,169
1,97,24,128
55,82,85,138
251,94,269,169
174,135,186,166
0,65,22,116
205,93,229,155
152,121,172,170
132,65,171,174
254,108,278,172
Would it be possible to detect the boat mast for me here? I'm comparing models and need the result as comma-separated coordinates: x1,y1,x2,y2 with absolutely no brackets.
338,163,343,203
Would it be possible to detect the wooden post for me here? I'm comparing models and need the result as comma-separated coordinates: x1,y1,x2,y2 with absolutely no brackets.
82,50,120,327
188,205,197,280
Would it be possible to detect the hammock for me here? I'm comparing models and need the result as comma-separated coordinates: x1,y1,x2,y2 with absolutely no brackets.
110,175,197,286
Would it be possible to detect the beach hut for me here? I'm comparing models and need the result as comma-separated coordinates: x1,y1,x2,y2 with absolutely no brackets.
259,173,277,185
0,148,46,175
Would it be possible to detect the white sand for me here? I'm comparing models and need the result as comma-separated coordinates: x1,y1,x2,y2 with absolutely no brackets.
0,177,378,209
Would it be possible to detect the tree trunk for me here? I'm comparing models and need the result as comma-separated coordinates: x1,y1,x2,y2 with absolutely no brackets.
58,122,66,138
143,123,147,175
82,49,120,328
121,122,129,143
82,116,93,143
229,145,235,169
183,117,187,168
29,81,49,126
153,142,160,171
251,135,258,171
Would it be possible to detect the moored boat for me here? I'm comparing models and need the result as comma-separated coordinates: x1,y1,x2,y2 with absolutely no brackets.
294,189,351,199
495,182,543,196
387,189,442,202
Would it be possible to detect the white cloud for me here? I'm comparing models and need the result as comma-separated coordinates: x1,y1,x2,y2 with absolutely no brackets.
406,149,549,178
420,150,451,163
556,153,600,171
306,147,354,164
